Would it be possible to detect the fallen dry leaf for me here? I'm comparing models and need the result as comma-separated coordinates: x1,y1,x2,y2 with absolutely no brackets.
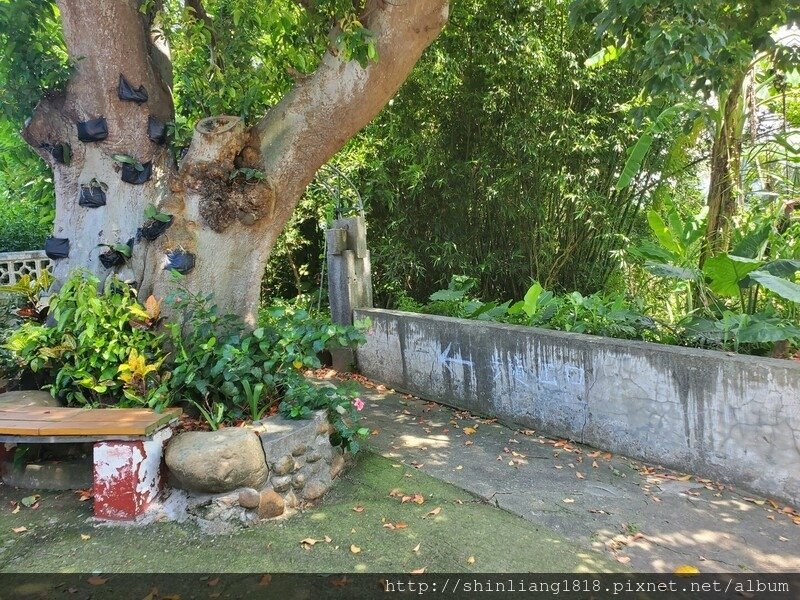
11,505,19,515
463,427,477,435
401,493,425,505
576,472,585,480
87,576,108,586
300,538,319,548
350,545,361,554
258,574,272,587
11,526,27,534
81,534,91,541
207,578,220,587
352,505,365,513
779,536,789,542
425,507,442,518
330,575,348,587
324,536,332,543
412,543,421,553
467,556,476,564
562,498,575,504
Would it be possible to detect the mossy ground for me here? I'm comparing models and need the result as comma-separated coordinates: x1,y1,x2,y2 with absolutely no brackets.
0,453,616,576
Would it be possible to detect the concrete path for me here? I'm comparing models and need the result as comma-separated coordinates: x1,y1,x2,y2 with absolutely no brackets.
329,373,800,573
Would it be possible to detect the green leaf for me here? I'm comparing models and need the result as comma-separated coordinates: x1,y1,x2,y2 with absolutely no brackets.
644,261,698,280
584,44,620,68
748,271,800,303
731,223,771,259
702,254,762,297
521,282,543,318
429,289,467,302
737,319,800,344
646,211,682,255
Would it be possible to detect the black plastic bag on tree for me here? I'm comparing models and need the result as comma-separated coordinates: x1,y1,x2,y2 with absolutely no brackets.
44,237,70,259
121,161,152,185
99,249,126,269
118,74,148,103
41,142,71,165
164,250,195,274
79,184,106,208
139,215,173,241
148,116,167,145
77,117,108,142
99,238,133,269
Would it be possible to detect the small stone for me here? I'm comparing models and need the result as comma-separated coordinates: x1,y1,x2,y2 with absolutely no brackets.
302,474,332,501
272,455,294,476
316,420,334,435
283,490,298,509
271,475,292,493
291,444,307,456
291,473,306,489
310,461,322,475
238,488,260,509
330,453,346,479
293,458,306,471
257,490,285,519
306,451,322,463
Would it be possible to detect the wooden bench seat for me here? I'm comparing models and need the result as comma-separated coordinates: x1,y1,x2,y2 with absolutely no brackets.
0,405,181,521
0,406,180,440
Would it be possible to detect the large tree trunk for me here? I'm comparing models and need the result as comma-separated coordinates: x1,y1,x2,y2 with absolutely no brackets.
23,0,449,326
698,74,745,267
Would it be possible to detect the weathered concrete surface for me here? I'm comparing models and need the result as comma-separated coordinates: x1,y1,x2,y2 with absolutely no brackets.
349,378,800,573
354,309,800,507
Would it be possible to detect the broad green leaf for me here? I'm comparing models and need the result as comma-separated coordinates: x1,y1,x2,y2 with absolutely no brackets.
647,211,682,255
737,319,800,344
644,261,698,280
748,271,800,303
702,254,762,297
731,223,770,259
429,288,467,302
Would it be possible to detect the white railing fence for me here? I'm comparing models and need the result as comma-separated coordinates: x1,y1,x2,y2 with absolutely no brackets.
0,250,52,287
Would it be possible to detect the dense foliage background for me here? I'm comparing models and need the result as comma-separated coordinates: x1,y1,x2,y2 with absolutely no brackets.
1,0,797,358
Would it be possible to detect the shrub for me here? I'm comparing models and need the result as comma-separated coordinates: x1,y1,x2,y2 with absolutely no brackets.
0,200,51,253
163,288,369,451
4,271,167,407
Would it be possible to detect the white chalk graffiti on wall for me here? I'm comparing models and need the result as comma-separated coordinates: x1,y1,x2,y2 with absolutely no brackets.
485,353,584,389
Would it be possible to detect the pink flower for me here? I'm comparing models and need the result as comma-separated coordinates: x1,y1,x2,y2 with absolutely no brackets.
352,397,365,412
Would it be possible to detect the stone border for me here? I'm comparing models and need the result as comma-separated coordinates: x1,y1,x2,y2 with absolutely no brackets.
165,410,349,530
354,308,800,506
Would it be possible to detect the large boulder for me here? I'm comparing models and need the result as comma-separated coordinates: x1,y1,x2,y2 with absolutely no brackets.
0,390,61,409
166,428,268,493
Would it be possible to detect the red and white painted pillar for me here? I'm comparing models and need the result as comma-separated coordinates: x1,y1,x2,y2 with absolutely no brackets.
93,428,172,520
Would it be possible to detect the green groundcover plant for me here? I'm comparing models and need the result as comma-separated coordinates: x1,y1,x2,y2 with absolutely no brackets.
2,270,370,452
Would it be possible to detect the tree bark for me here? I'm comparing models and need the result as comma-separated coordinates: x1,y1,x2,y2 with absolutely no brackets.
23,0,449,326
699,74,745,267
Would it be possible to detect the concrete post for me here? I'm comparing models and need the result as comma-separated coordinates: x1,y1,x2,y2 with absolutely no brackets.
326,215,373,371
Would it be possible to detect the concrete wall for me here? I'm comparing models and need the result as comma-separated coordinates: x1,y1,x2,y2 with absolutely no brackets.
354,309,800,506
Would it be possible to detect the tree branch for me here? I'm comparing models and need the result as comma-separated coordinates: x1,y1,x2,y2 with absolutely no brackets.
252,0,449,220
185,0,221,69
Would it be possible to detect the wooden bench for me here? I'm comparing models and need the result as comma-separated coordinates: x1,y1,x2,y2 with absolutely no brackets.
0,406,180,520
